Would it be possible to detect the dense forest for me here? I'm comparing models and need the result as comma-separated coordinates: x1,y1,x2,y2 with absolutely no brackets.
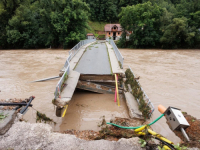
0,0,200,49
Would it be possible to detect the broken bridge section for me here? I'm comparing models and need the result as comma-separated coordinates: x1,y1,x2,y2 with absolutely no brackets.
54,40,125,117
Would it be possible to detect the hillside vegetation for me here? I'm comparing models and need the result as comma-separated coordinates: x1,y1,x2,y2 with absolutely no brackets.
86,21,108,37
0,0,200,49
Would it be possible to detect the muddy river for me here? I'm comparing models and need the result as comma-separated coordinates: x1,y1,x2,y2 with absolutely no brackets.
0,49,129,132
0,49,200,143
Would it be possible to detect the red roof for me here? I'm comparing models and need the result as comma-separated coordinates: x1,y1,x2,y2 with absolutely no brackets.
87,33,94,36
104,24,122,32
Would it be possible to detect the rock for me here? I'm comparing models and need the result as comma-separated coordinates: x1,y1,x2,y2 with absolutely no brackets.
5,99,11,102
0,121,146,150
118,137,145,150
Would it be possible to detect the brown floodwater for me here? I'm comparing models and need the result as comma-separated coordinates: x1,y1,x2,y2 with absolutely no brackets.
0,49,200,143
0,49,129,132
120,49,200,143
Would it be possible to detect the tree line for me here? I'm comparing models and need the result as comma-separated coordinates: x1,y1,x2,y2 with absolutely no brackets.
117,0,200,48
0,0,200,49
0,0,90,49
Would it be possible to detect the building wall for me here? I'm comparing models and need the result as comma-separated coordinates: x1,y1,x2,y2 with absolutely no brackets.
87,35,95,39
106,31,122,39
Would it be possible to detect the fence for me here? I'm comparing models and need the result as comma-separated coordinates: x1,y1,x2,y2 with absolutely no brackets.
54,39,96,99
128,66,155,117
106,38,124,68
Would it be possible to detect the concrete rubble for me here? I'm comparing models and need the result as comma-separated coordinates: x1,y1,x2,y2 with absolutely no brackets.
0,119,145,150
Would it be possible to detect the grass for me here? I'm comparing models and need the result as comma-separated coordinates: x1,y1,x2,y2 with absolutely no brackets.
86,21,108,37
0,112,7,121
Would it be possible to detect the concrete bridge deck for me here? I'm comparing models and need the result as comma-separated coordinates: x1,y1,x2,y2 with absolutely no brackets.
75,42,111,74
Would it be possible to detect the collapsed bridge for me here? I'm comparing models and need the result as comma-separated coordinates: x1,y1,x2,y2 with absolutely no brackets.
52,39,154,118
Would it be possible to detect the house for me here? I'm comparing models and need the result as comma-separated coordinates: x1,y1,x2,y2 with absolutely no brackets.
86,33,95,39
104,24,122,40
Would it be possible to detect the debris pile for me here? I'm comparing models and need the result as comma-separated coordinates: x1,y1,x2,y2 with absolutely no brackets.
0,98,31,112
36,111,56,124
63,117,148,141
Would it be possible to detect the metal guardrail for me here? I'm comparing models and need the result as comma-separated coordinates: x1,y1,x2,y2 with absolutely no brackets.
128,66,155,117
55,39,96,99
54,65,70,99
68,39,96,62
106,38,124,68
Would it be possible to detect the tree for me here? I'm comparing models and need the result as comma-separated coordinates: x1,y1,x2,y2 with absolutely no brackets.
0,0,24,48
5,0,90,48
119,2,163,48
160,17,196,48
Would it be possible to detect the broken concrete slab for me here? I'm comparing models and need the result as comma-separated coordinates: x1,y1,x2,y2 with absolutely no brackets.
54,70,80,107
77,80,117,94
0,121,145,150
0,110,16,135
124,92,143,119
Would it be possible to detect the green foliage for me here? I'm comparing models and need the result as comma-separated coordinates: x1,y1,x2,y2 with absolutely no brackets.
160,17,196,48
118,0,200,49
173,143,187,150
36,111,56,124
98,34,105,39
0,112,7,120
1,0,90,49
86,21,108,35
138,139,147,148
1,0,200,49
0,0,24,48
125,69,151,119
119,2,163,48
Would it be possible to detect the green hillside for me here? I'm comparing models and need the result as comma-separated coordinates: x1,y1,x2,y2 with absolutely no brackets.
86,21,108,37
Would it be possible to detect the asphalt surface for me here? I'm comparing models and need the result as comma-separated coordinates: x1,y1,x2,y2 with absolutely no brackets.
75,42,111,74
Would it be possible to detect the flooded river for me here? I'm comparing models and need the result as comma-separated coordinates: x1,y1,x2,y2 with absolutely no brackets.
0,49,128,132
0,49,200,143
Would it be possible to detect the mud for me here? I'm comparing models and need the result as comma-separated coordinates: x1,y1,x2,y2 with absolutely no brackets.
59,90,129,132
64,117,148,141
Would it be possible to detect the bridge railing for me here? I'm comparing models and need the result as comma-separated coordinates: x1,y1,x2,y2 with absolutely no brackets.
55,39,96,99
63,39,96,69
128,66,155,117
106,38,124,68
54,64,70,100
